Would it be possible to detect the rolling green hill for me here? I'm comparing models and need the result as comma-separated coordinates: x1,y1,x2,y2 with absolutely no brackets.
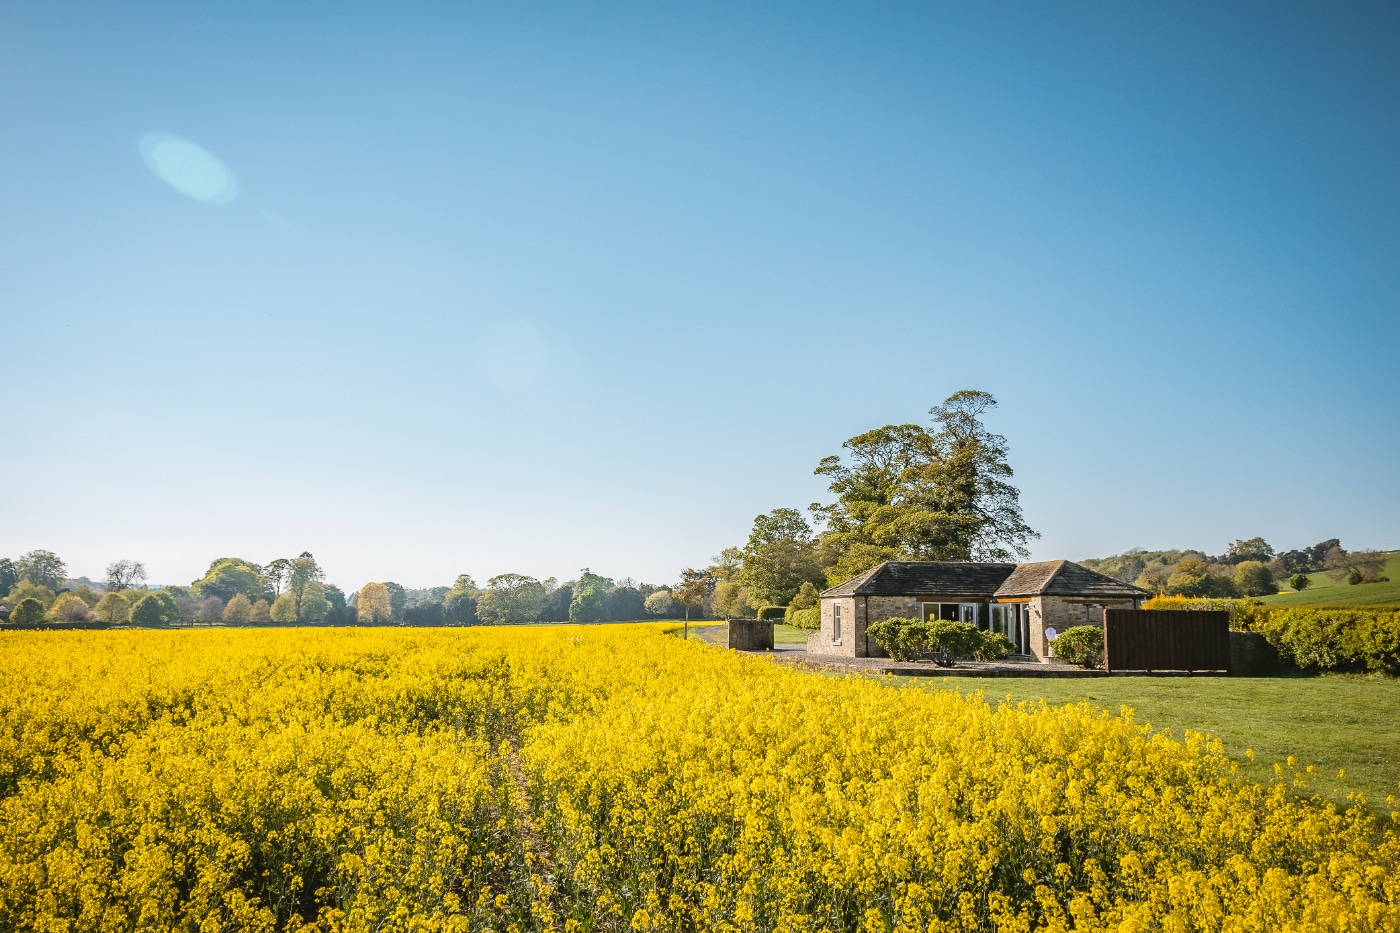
1258,550,1400,607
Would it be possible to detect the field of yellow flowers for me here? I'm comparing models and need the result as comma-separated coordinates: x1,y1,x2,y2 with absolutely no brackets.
1,625,1397,932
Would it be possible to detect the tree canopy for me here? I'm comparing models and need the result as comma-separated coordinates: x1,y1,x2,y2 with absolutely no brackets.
811,390,1036,583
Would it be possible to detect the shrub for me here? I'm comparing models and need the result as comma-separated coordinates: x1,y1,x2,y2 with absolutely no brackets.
787,607,820,631
128,594,166,626
1347,568,1363,586
1259,607,1400,675
867,617,986,662
1289,573,1311,592
223,593,252,623
757,606,786,621
46,592,91,623
9,597,45,626
976,630,1014,660
1141,594,1268,631
1052,626,1104,668
93,592,130,624
271,593,298,623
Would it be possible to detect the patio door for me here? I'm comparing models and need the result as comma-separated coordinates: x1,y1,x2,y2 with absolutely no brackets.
992,604,1030,656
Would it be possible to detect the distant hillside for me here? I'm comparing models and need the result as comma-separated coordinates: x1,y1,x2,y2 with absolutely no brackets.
1257,551,1400,607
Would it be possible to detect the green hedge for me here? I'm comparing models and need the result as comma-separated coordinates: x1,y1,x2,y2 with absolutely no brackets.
866,617,1012,663
1052,626,1103,668
756,606,786,621
787,607,820,631
1258,607,1400,675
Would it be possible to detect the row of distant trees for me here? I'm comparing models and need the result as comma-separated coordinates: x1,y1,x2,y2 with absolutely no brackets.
1079,538,1390,597
0,549,696,627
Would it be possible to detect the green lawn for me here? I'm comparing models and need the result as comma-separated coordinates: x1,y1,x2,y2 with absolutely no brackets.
1257,550,1400,607
912,674,1400,812
773,623,811,644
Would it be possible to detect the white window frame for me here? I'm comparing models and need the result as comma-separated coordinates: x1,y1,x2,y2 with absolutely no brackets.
832,602,842,644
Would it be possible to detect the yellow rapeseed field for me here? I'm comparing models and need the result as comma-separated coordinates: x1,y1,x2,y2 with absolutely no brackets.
0,626,1396,932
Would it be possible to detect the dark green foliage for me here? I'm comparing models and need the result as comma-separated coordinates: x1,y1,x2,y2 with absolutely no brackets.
444,590,478,625
607,584,646,622
384,583,407,621
812,390,1036,574
1259,607,1400,675
787,607,820,631
403,600,445,626
1052,626,1104,668
569,582,609,623
1348,569,1364,586
0,558,18,594
757,606,786,620
738,508,825,607
129,594,166,626
9,598,44,626
16,550,66,592
1289,573,1311,592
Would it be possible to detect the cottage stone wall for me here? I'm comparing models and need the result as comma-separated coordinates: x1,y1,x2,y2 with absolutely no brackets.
808,597,858,657
1030,596,1141,660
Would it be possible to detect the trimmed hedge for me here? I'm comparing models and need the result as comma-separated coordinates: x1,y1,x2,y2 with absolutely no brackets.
867,617,1013,663
1052,626,1103,668
757,606,786,621
787,607,820,631
1258,607,1400,675
1142,595,1270,631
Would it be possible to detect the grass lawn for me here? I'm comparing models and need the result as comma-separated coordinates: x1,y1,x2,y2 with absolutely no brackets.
773,623,811,644
1258,550,1400,607
912,673,1400,812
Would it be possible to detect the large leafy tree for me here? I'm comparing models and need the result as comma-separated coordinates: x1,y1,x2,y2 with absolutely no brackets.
476,574,545,625
738,508,826,607
192,558,265,603
812,390,1036,583
16,550,66,591
286,553,324,621
357,583,393,623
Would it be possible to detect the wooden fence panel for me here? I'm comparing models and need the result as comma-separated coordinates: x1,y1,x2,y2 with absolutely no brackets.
1103,609,1231,673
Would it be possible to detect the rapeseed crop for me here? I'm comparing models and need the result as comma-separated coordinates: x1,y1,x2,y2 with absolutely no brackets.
0,626,1396,932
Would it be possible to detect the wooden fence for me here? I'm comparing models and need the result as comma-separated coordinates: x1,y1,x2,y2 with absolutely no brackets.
1103,609,1230,673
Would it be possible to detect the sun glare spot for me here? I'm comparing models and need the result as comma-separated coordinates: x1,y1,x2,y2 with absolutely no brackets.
138,132,239,205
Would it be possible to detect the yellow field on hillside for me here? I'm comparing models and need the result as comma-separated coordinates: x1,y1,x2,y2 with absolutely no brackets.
1,625,1397,932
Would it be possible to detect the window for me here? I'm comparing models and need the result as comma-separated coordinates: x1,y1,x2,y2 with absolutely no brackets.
833,603,842,642
922,602,979,625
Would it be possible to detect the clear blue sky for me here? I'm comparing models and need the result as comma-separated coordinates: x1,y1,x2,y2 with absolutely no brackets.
2,2,1397,591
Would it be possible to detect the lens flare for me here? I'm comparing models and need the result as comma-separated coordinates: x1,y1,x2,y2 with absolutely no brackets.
138,132,238,204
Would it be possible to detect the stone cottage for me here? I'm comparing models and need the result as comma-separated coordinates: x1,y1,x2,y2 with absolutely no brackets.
809,560,1149,661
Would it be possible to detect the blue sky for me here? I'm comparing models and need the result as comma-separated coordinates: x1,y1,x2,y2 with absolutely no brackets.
2,2,1397,590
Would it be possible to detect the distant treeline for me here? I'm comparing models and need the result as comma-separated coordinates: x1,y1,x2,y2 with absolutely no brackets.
1079,537,1391,597
0,551,688,627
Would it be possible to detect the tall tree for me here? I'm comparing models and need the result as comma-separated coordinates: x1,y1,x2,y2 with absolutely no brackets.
812,390,1037,581
738,508,825,607
384,582,408,621
105,559,147,592
286,553,324,621
16,550,66,591
262,558,292,597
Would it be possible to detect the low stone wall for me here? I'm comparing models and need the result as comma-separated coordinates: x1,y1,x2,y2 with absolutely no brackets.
728,619,774,651
1229,630,1278,676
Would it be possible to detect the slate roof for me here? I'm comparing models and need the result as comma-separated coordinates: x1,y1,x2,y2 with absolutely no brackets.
993,560,1148,598
821,560,1148,600
821,561,1017,598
